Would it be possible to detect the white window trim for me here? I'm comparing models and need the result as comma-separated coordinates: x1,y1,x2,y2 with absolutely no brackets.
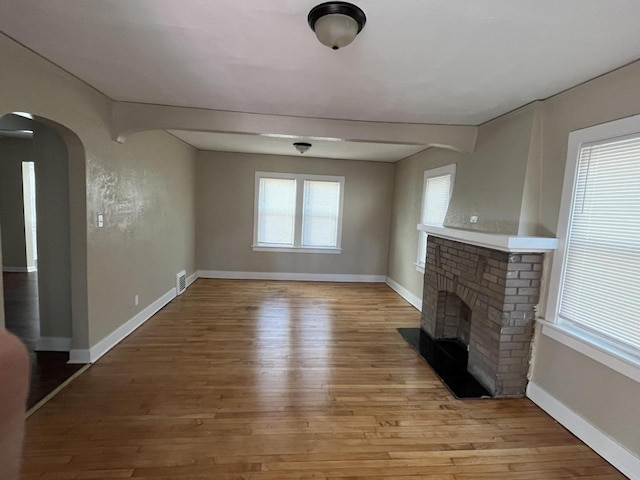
252,171,345,253
415,164,456,272
543,113,640,382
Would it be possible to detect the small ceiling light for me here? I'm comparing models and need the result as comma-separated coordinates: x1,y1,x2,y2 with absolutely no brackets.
294,142,312,154
308,2,366,50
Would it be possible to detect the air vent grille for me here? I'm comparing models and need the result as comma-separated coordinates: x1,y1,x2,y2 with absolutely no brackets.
176,270,187,295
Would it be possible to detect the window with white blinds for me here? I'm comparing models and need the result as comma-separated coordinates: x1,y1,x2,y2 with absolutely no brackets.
416,164,456,269
253,172,344,253
558,133,640,353
257,178,296,246
302,180,340,247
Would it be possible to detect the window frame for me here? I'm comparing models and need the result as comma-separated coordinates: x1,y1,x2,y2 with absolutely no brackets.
543,113,640,382
252,171,345,254
415,164,456,273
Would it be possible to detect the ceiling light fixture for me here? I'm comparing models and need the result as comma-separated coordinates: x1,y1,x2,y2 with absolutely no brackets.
308,2,366,50
293,142,312,154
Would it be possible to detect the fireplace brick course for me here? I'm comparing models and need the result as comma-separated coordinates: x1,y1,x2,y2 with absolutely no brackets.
421,235,544,397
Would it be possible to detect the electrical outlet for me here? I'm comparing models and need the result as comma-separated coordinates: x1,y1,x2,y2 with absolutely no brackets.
97,214,104,228
470,215,478,224
134,294,139,306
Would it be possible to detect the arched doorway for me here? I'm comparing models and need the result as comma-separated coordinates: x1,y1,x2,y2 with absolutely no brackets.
0,112,88,408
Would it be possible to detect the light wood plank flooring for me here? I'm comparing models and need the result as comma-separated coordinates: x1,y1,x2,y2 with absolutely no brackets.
22,279,624,479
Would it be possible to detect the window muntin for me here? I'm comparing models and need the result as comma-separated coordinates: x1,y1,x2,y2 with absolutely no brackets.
254,172,344,253
416,164,456,269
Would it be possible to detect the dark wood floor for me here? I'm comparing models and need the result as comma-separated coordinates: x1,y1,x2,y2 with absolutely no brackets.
21,279,624,479
2,271,83,409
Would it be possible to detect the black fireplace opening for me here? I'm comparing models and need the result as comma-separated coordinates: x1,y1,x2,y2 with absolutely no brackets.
398,327,490,399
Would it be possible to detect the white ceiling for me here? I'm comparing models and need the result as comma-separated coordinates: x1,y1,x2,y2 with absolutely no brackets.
1,0,639,159
168,130,426,162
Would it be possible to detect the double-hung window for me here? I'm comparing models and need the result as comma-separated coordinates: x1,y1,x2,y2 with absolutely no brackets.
546,113,640,378
416,164,456,272
253,172,344,253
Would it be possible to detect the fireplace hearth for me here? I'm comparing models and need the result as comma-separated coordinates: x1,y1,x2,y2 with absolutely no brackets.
398,327,490,399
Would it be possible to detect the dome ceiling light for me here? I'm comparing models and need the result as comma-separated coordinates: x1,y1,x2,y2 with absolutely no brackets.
293,142,312,154
308,2,367,50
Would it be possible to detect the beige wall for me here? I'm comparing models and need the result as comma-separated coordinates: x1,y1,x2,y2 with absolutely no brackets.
540,61,640,237
530,60,640,457
386,103,537,300
518,104,543,236
88,130,197,344
0,138,31,268
532,334,640,454
0,34,197,349
444,103,536,234
32,124,72,340
196,151,394,276
386,148,462,300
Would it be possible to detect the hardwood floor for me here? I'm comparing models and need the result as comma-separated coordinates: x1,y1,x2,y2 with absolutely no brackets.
22,279,624,479
3,271,84,409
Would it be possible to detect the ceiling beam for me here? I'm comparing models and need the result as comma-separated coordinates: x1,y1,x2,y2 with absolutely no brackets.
112,102,477,153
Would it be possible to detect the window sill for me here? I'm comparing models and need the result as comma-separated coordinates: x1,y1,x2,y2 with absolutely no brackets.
538,319,640,383
415,262,425,274
252,245,342,254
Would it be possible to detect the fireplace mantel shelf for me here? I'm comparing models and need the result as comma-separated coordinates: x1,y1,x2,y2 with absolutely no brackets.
417,225,558,253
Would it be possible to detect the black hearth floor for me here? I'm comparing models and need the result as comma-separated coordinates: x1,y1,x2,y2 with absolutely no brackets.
398,327,491,399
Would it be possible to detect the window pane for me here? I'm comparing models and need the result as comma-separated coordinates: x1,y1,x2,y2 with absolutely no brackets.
417,173,452,266
258,178,296,245
302,180,340,247
559,135,640,351
422,174,451,226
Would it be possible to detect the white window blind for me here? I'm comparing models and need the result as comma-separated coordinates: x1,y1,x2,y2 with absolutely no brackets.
559,134,640,352
417,169,454,267
423,175,452,225
302,180,340,247
257,177,296,245
254,172,344,253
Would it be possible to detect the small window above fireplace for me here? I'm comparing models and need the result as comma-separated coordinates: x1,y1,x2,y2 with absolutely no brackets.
416,164,456,272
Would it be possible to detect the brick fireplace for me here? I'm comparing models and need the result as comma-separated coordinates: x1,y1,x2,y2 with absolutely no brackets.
419,228,556,397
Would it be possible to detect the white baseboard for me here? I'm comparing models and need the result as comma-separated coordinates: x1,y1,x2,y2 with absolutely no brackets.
35,336,71,352
186,271,198,287
68,349,90,364
3,266,35,273
527,382,640,479
69,288,176,365
385,277,422,311
198,270,386,283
